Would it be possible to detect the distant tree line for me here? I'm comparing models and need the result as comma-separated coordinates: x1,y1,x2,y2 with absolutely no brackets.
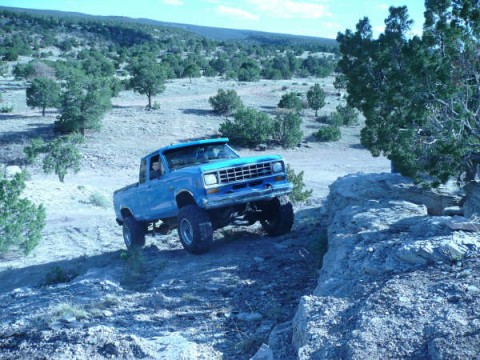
1,9,338,83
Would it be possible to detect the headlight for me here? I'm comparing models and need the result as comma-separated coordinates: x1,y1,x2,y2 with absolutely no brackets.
204,173,218,186
272,162,283,173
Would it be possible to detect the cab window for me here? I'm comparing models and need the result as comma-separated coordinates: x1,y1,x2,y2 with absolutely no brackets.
149,154,164,180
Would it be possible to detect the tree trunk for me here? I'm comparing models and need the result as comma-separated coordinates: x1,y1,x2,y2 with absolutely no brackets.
148,94,152,109
42,106,46,117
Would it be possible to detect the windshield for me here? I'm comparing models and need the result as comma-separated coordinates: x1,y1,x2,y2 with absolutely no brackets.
164,143,239,171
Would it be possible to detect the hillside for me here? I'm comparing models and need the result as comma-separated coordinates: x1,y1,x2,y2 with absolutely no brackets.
0,6,338,48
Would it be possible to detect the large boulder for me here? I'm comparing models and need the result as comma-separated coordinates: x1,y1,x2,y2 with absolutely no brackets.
464,182,480,217
324,173,463,218
293,173,480,359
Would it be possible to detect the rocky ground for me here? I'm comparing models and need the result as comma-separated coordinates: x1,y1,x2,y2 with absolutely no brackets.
5,74,478,359
0,75,389,359
293,173,480,359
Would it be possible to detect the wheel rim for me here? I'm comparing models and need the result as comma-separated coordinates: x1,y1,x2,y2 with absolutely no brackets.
180,218,194,246
123,224,132,248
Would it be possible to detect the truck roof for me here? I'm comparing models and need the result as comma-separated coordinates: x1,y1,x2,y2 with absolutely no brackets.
143,138,229,159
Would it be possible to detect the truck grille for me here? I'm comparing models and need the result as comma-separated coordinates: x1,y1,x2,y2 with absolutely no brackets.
218,162,273,184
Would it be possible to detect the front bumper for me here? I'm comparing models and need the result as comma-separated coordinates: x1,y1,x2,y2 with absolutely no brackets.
200,182,293,209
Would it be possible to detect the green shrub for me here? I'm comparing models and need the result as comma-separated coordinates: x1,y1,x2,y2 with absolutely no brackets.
219,108,273,147
336,104,359,126
273,111,303,148
278,92,303,113
24,134,83,182
0,173,46,254
208,89,243,115
237,61,260,82
286,164,313,203
325,112,343,127
314,125,341,142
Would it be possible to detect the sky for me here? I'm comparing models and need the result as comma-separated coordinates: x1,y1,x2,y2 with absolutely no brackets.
0,0,426,39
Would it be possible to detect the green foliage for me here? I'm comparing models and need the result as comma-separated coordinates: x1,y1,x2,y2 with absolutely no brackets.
278,92,303,113
219,108,273,147
301,55,336,77
209,57,230,76
319,105,359,127
2,48,18,61
208,89,243,115
128,54,166,109
77,49,115,77
182,63,200,83
262,53,299,79
314,125,341,142
55,75,112,134
336,104,359,126
319,112,342,127
306,84,326,116
237,61,261,82
0,173,46,254
13,63,35,80
26,77,61,116
273,111,303,148
337,2,480,184
25,135,84,182
286,164,313,203
23,137,46,164
43,135,83,182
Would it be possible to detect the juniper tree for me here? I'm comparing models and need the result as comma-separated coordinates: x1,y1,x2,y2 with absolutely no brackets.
306,84,326,117
337,1,480,184
208,89,243,115
128,54,166,109
0,173,46,254
55,74,112,135
26,77,61,116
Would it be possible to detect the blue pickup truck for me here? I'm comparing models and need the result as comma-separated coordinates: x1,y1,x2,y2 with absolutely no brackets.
113,138,294,254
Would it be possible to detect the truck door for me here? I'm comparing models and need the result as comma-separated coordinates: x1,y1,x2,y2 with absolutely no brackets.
142,154,174,220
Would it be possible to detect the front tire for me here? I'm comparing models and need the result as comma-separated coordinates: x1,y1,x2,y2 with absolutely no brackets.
123,216,146,250
260,196,294,236
177,205,213,254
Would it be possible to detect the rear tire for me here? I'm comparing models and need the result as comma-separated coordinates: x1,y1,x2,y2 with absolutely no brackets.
177,205,213,254
123,216,146,250
260,196,294,236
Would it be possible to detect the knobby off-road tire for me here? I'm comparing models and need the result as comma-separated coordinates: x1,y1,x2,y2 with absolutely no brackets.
177,205,213,254
260,195,294,236
123,216,146,250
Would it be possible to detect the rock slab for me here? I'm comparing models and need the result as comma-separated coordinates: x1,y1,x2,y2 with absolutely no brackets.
293,173,480,359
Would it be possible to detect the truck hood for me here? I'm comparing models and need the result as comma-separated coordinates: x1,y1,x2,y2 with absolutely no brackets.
198,154,283,173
